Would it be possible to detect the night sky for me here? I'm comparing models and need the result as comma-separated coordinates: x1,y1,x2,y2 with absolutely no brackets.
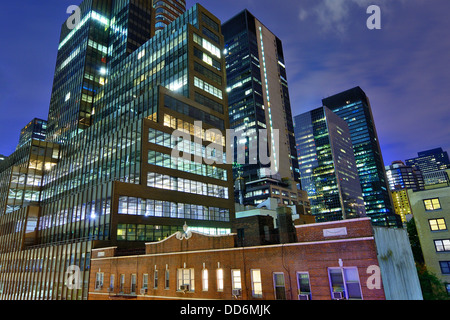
1,0,449,166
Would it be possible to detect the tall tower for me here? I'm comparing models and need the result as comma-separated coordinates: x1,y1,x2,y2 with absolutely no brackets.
294,106,366,222
322,86,401,227
46,0,155,144
0,2,234,300
153,0,186,33
46,0,113,144
222,10,301,206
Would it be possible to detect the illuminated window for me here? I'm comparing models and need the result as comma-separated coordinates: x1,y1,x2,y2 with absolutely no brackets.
202,269,209,291
429,218,447,231
424,198,441,211
216,268,224,291
95,272,104,290
177,268,195,291
434,239,450,252
251,269,263,298
231,269,242,290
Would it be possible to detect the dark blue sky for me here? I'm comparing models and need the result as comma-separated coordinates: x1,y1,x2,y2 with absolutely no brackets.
1,0,449,166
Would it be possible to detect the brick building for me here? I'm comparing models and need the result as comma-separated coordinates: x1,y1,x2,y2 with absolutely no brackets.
88,217,422,300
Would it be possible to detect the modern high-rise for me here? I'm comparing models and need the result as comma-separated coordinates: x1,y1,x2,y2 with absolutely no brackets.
385,161,425,192
294,106,366,222
322,87,401,228
222,9,301,206
153,0,186,33
16,118,48,150
385,161,424,224
46,0,155,144
406,148,450,186
0,2,234,300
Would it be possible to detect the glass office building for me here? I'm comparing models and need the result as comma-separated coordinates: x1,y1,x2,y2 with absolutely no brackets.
222,10,301,206
322,87,401,227
294,107,365,222
406,148,450,186
385,160,425,192
0,2,234,300
16,118,48,150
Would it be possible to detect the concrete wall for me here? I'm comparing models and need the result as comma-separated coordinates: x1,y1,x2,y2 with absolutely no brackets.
373,226,423,300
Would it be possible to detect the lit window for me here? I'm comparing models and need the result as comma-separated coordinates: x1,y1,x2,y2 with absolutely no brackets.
95,272,104,290
251,269,263,298
216,268,224,291
424,198,441,211
434,239,450,252
429,218,447,231
177,268,195,292
138,49,146,60
231,269,242,290
202,269,209,291
217,269,224,291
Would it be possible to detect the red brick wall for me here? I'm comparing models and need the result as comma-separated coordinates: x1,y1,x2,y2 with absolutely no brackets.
296,218,374,242
89,220,385,301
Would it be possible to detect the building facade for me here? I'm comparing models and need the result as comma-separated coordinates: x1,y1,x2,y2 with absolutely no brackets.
409,185,450,295
294,106,365,222
153,0,186,33
385,160,425,192
391,189,412,225
322,87,401,228
16,118,48,151
222,10,301,206
0,3,235,300
406,148,450,186
88,218,422,300
385,160,424,224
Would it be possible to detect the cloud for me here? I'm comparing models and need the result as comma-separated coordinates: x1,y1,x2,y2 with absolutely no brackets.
298,0,405,35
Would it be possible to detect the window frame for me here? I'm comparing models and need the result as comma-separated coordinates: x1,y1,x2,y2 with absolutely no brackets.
216,268,224,292
95,272,104,290
328,267,363,300
434,239,450,252
177,268,195,292
273,272,287,300
251,269,263,298
231,269,242,291
296,271,312,300
429,218,447,231
423,198,442,211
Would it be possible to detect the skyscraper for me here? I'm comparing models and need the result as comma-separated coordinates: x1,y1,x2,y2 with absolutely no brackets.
385,160,424,192
385,161,424,224
322,87,401,228
222,9,301,206
0,2,234,300
406,148,450,186
294,106,366,222
46,0,155,144
153,0,186,33
16,118,48,150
